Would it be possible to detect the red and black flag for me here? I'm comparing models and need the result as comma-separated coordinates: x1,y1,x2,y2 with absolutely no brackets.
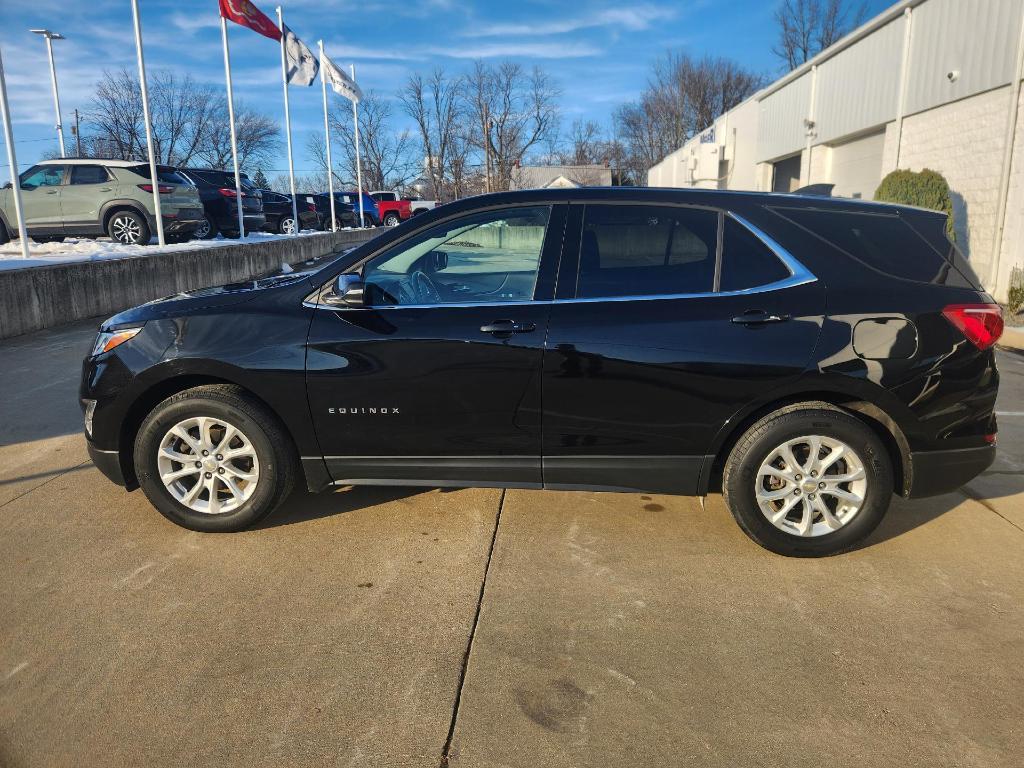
218,0,281,41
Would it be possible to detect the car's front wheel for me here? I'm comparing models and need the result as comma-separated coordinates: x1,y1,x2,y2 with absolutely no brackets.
722,404,893,557
133,385,296,532
107,210,151,245
195,214,217,240
383,212,400,227
278,215,296,234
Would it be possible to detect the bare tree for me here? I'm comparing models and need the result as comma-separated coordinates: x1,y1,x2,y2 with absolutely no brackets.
328,91,417,191
87,67,278,171
465,61,561,192
772,0,866,70
614,53,762,185
401,68,465,201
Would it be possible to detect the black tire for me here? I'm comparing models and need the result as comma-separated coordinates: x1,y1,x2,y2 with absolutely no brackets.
383,212,400,227
360,214,374,228
0,220,8,244
195,214,218,240
722,403,894,557
107,209,151,245
277,215,296,234
133,385,297,532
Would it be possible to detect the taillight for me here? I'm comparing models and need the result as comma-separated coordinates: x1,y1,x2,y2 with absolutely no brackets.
218,187,244,198
942,303,1003,350
138,184,174,194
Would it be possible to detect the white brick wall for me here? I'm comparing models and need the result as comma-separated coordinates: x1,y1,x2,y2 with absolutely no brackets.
886,85,1015,288
995,88,1024,300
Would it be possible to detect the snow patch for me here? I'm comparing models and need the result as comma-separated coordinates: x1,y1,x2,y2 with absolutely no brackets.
0,230,324,271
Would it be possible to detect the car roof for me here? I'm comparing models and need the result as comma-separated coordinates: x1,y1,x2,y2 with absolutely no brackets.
38,158,151,168
441,186,944,219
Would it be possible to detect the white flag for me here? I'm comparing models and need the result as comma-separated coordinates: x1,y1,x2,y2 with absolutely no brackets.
283,24,318,86
321,52,363,104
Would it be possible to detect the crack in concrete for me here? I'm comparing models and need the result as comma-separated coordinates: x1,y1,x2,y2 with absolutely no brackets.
961,485,1024,533
0,461,91,510
440,488,506,767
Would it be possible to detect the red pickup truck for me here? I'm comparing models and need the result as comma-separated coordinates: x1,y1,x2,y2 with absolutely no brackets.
369,191,413,227
371,190,439,226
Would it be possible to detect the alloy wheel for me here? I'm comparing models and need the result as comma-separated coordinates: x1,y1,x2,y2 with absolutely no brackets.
156,416,260,514
281,217,296,234
754,435,867,537
195,218,211,238
111,215,142,244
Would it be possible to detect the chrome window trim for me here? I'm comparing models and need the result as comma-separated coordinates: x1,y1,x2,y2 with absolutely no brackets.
303,209,817,311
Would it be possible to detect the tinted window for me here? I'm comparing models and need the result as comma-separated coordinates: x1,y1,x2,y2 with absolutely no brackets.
127,165,188,185
69,165,109,185
360,206,550,306
720,217,790,291
576,205,718,298
772,207,956,284
20,165,65,188
902,210,980,290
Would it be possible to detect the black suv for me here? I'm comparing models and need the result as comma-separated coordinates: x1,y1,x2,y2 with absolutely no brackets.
306,192,359,230
258,190,320,234
177,168,265,239
80,188,1001,556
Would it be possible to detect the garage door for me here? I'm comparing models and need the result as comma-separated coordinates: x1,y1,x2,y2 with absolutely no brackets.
830,131,885,199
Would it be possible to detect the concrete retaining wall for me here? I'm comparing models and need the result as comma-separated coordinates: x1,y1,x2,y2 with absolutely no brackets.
0,230,378,340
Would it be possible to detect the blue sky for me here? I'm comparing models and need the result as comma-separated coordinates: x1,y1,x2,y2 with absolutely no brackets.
0,0,892,184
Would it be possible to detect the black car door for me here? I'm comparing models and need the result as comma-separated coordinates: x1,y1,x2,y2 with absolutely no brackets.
541,202,825,494
306,203,567,487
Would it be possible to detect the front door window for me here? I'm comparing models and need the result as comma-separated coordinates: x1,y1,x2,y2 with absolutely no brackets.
359,206,551,306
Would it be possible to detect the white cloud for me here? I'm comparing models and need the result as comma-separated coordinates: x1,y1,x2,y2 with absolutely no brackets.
464,4,677,37
426,41,602,59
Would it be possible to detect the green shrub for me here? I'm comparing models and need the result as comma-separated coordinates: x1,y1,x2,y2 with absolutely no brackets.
1008,267,1024,318
874,168,955,240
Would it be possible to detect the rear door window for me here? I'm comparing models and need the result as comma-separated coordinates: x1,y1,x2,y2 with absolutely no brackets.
576,204,718,298
719,217,790,291
771,207,958,284
69,165,110,185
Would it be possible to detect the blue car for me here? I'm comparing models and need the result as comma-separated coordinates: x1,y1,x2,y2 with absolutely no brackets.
321,190,379,227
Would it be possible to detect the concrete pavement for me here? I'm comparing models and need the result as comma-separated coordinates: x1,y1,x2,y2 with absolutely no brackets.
1,319,1022,767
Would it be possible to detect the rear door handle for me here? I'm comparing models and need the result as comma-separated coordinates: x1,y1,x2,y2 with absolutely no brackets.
480,319,536,336
731,310,790,325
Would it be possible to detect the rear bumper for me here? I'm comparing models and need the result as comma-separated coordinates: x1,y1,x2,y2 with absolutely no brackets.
906,445,995,498
87,440,131,488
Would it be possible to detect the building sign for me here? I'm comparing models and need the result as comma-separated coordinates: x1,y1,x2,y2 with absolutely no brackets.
699,127,716,144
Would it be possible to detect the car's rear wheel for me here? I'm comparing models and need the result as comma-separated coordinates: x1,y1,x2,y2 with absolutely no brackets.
195,214,217,240
108,210,150,245
722,404,893,557
383,212,400,227
360,214,374,228
133,385,296,532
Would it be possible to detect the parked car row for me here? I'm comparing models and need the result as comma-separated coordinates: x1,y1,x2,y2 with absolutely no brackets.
0,157,404,247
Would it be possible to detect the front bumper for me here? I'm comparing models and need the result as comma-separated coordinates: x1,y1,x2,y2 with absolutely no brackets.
905,445,995,498
87,439,132,488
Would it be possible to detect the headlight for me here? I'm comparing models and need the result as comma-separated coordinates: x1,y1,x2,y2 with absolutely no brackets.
91,327,143,357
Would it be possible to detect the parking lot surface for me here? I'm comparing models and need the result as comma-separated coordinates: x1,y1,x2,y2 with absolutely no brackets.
1,319,1022,767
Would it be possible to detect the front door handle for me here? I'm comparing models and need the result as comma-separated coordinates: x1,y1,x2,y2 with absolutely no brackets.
45,190,58,195
731,310,790,325
480,319,536,336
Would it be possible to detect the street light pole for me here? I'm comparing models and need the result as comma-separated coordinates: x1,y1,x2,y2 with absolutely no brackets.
30,29,66,157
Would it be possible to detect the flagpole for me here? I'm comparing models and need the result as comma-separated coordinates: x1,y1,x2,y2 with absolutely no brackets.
319,41,337,232
220,16,245,238
276,7,299,236
0,44,30,259
351,64,364,227
131,0,165,246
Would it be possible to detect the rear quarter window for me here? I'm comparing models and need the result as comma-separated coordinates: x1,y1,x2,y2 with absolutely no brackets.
770,207,966,285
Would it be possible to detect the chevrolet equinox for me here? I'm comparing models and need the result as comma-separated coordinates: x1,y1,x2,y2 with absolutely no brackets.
80,188,1001,556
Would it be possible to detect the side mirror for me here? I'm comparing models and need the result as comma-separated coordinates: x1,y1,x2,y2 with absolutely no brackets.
428,250,447,272
324,274,366,307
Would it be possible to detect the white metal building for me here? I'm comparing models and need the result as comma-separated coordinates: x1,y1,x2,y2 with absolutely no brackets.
648,0,1024,300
